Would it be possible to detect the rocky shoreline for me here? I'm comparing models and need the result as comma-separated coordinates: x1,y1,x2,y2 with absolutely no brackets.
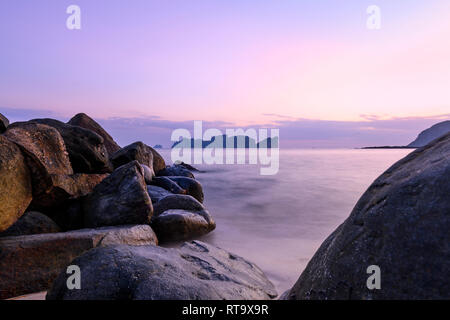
0,113,276,300
1,112,449,300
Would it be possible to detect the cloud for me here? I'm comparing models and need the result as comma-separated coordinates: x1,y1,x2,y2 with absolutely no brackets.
1,107,448,148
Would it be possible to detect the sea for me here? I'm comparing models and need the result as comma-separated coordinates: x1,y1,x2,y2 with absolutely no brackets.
158,148,411,296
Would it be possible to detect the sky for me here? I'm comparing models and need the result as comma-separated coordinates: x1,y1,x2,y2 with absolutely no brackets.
1,0,449,147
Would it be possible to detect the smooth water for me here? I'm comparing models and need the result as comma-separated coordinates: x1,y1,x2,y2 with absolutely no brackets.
159,149,411,295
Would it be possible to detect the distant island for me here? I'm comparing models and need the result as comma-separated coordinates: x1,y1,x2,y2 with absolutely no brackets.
362,120,450,149
153,145,163,149
171,134,279,149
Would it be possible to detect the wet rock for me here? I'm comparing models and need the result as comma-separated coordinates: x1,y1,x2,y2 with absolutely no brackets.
168,176,204,203
150,176,186,195
30,118,112,173
83,161,153,228
68,113,121,156
157,164,195,179
141,164,154,184
0,211,60,237
149,146,166,174
0,136,32,232
0,113,9,133
0,225,158,299
147,185,172,204
46,241,277,300
111,141,152,168
287,133,450,300
152,195,215,242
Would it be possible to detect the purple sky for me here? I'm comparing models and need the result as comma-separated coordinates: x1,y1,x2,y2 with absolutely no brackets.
1,1,449,147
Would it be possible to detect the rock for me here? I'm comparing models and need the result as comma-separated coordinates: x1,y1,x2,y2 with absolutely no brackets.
168,176,204,203
0,212,60,237
141,164,154,184
152,195,215,242
0,136,32,232
0,225,158,299
68,113,121,156
408,120,450,147
48,198,85,231
151,176,186,195
149,146,166,174
287,133,450,300
111,141,152,168
83,161,153,228
0,113,9,133
175,161,201,172
147,185,172,204
4,123,106,209
157,164,195,179
46,241,277,300
30,118,112,173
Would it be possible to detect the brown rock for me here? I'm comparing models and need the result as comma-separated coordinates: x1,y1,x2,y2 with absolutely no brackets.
0,211,60,237
0,225,158,299
0,113,9,133
68,113,121,156
0,136,32,232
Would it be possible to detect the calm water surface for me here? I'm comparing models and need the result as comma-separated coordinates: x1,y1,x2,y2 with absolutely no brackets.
159,149,411,295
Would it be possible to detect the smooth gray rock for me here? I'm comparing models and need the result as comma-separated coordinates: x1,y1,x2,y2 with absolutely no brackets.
146,185,172,203
408,120,450,147
152,195,215,242
0,225,157,300
0,211,60,237
168,176,204,203
46,241,277,300
0,113,10,133
30,118,112,173
287,133,450,300
84,161,153,228
157,164,195,179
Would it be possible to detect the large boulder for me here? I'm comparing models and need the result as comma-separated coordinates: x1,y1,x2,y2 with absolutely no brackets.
111,141,153,169
287,133,450,300
0,136,32,232
0,113,9,133
83,161,153,228
0,211,60,237
0,225,158,299
46,241,277,300
168,176,204,203
152,195,215,242
3,123,106,209
68,113,121,156
157,164,195,179
30,118,112,173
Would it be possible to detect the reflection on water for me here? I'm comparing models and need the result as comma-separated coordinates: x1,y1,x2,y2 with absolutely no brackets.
159,149,411,295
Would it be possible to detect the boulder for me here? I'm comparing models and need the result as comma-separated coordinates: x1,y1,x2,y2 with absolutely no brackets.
4,122,106,209
151,176,186,195
68,113,121,156
0,113,9,133
147,185,172,204
141,164,154,184
157,164,195,179
111,141,152,168
83,161,153,228
46,241,277,300
30,118,112,173
287,133,450,300
0,225,158,299
175,161,201,172
168,176,204,203
149,146,166,174
0,136,32,232
0,211,60,237
152,195,215,242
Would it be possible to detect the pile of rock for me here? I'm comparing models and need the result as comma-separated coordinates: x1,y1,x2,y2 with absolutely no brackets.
0,112,275,300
